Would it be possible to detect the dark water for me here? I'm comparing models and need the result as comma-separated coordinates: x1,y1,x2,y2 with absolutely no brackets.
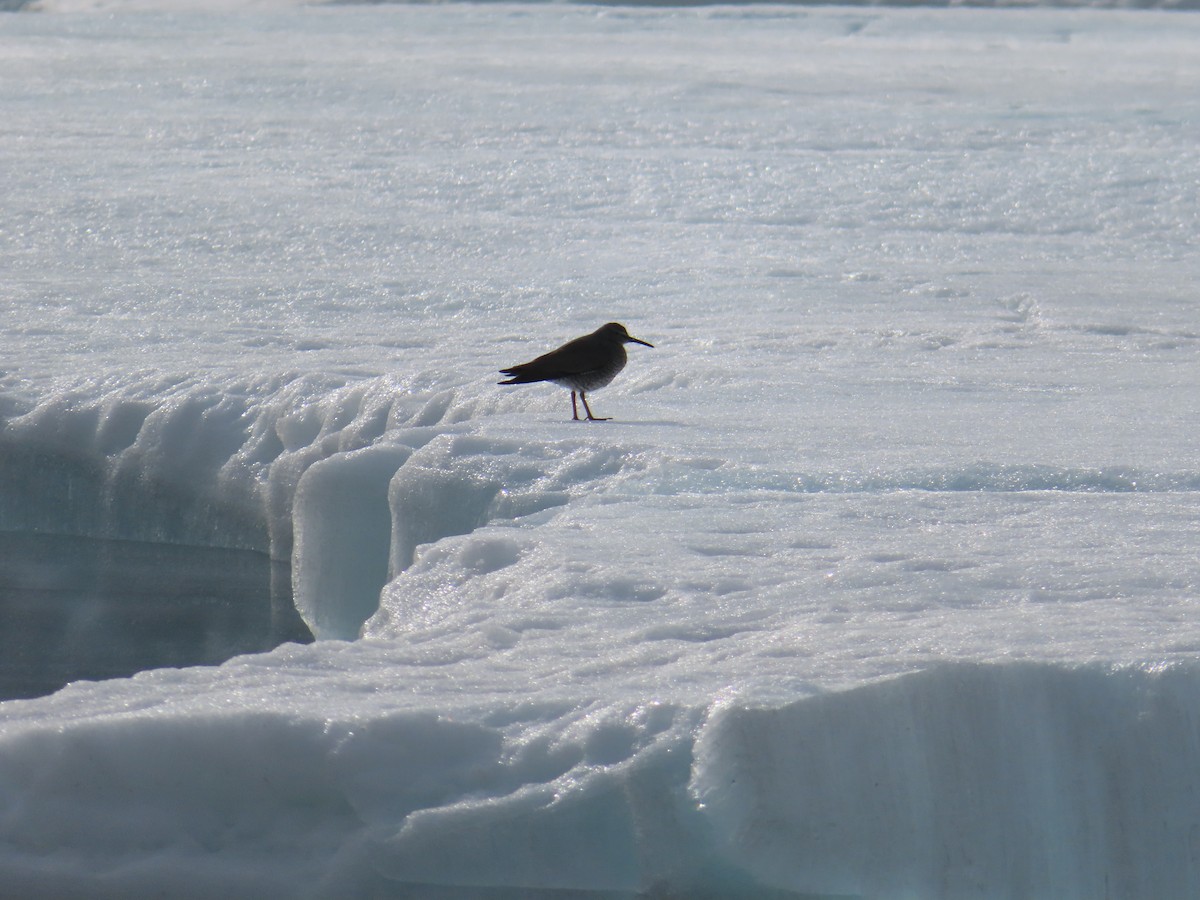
0,530,312,701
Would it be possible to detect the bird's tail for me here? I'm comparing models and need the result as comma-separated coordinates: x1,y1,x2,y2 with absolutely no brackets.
497,368,542,385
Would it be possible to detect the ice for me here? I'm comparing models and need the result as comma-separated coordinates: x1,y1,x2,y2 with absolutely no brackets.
2,3,1200,897
294,444,411,640
694,663,1200,898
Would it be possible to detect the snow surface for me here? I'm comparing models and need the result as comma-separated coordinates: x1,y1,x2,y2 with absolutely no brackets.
2,3,1200,897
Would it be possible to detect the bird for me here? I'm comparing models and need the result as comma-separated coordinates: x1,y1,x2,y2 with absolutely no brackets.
498,322,654,421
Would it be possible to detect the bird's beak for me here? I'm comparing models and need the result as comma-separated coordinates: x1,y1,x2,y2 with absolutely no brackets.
629,336,654,348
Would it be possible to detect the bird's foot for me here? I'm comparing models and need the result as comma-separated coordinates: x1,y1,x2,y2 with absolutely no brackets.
578,394,611,422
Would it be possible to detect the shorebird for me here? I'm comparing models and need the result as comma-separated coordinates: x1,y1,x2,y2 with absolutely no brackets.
498,322,654,421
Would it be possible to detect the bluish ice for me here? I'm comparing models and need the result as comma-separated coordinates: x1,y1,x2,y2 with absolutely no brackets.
1,2,1199,897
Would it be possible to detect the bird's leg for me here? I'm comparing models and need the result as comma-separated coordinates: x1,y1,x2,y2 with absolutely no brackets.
571,391,581,421
580,393,611,422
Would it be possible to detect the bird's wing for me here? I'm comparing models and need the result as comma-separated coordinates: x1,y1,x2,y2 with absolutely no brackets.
501,335,608,380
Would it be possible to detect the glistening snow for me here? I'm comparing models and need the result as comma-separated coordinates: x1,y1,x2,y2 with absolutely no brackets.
2,4,1200,898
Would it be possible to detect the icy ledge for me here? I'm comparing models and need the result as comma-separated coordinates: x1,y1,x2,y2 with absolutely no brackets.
1,660,1197,898
0,374,475,623
4,373,1196,656
0,373,632,692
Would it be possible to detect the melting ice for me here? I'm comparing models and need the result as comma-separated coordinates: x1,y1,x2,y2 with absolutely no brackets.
2,3,1200,897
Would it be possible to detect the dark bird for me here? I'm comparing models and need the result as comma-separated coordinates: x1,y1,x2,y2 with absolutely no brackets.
498,322,654,421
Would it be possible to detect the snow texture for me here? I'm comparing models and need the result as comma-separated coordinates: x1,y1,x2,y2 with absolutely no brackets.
2,4,1200,897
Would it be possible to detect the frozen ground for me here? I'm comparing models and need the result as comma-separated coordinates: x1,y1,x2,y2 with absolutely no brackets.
1,3,1200,897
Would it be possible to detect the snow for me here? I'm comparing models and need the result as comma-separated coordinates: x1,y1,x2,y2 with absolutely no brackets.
2,2,1200,897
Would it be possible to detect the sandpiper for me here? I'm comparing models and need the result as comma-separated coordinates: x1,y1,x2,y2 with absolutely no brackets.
498,322,654,421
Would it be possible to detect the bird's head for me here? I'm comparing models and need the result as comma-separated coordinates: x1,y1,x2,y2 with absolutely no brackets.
603,322,654,348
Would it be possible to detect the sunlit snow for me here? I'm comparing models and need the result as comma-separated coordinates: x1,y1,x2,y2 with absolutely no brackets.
2,2,1200,897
